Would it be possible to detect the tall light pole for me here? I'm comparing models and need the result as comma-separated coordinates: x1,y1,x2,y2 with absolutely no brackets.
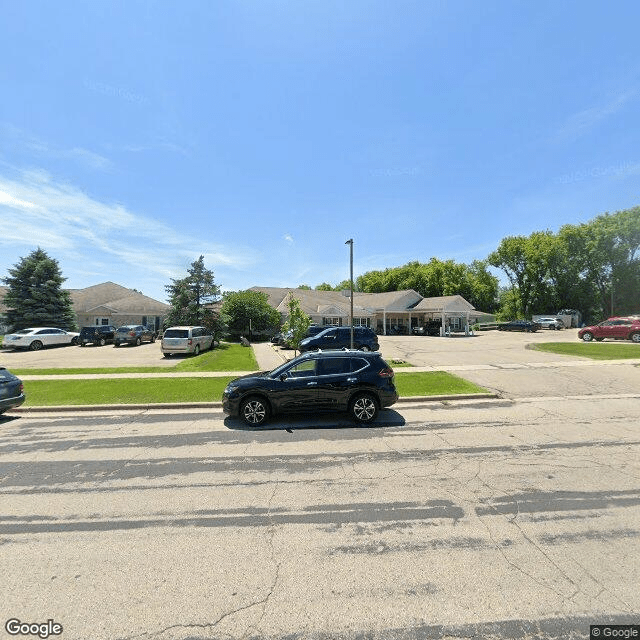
345,238,354,349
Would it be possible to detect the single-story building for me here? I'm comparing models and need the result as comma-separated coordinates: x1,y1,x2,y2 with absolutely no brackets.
251,287,494,336
0,282,169,332
69,282,169,330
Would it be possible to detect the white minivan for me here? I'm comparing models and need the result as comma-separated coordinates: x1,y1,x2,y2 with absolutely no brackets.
161,326,213,357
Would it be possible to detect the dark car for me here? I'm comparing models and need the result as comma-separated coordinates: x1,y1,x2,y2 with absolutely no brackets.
113,324,156,347
79,325,117,346
223,350,398,426
498,320,540,332
278,325,333,349
0,367,25,415
299,326,379,352
412,320,441,336
578,317,640,343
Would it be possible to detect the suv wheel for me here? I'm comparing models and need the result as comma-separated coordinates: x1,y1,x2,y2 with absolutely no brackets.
350,393,378,424
135,337,142,346
240,397,269,426
581,331,594,342
98,337,106,347
194,344,200,356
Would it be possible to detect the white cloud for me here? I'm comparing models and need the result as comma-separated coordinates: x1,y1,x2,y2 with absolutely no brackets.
0,169,253,295
0,190,39,210
1,124,113,171
556,89,637,142
284,234,294,244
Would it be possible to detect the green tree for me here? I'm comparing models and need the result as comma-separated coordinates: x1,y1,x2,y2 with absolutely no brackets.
2,248,76,330
355,258,499,311
164,256,225,339
297,284,312,290
281,294,311,354
314,282,335,291
221,290,281,338
559,207,640,320
488,232,558,318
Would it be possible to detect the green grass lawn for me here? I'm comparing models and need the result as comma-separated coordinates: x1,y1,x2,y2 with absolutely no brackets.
532,342,640,360
11,342,258,376
394,371,487,396
22,371,488,407
24,377,235,406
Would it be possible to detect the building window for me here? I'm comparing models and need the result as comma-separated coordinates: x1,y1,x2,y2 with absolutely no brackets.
323,317,341,326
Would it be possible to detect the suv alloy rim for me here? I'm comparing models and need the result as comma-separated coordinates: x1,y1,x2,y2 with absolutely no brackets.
243,399,267,425
352,395,377,422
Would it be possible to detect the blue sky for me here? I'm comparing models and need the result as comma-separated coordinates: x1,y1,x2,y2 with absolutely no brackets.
1,1,639,303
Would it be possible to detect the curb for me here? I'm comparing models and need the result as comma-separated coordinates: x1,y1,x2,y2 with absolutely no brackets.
8,393,499,414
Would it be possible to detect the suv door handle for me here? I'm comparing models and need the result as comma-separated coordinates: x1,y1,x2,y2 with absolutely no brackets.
307,381,318,386
346,378,357,383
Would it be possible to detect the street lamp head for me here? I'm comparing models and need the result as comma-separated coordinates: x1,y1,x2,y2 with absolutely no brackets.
345,238,353,245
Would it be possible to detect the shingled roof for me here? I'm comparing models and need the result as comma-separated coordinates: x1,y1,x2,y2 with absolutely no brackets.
70,282,169,314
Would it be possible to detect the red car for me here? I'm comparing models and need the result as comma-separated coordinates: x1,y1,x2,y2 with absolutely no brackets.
578,317,640,343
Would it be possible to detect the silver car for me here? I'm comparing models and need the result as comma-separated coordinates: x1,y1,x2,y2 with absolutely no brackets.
161,326,213,357
2,327,80,351
536,317,564,330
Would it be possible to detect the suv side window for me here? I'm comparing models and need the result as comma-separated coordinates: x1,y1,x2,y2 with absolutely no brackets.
317,358,350,376
288,360,317,377
350,358,369,373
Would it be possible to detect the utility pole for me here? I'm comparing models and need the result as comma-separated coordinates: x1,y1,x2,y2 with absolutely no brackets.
345,238,354,349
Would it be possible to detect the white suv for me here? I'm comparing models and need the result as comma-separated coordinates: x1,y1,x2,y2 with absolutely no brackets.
161,326,213,357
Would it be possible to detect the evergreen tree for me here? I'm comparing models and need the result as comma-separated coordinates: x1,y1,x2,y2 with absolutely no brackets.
2,248,76,330
164,256,225,339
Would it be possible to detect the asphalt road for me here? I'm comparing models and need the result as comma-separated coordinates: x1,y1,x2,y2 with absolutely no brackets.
2,393,639,639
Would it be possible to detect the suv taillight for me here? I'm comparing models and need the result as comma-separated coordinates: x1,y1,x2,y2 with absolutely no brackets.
188,339,193,345
129,331,135,337
378,367,394,378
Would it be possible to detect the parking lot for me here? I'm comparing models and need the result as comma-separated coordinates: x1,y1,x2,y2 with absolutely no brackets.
3,329,640,403
0,326,583,370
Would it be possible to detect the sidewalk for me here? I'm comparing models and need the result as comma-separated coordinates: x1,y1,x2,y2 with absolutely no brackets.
17,353,640,380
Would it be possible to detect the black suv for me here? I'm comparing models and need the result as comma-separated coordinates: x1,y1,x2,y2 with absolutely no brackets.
223,350,398,426
79,325,117,346
114,325,156,346
299,326,379,352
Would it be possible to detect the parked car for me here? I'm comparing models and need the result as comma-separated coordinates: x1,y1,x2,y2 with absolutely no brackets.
2,327,80,350
161,326,213,356
498,320,540,332
299,326,379,352
306,325,330,337
145,325,160,339
0,367,25,415
223,350,398,426
79,325,117,346
277,329,294,348
412,321,441,336
536,317,564,330
578,317,640,343
113,325,156,347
